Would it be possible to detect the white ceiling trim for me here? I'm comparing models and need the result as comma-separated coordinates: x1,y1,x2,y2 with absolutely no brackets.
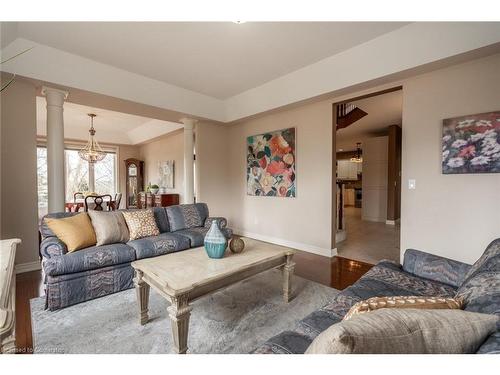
225,22,500,121
2,23,500,123
1,38,226,122
126,119,183,145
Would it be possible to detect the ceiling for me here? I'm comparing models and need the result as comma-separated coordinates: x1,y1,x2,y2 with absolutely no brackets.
36,97,183,145
336,89,403,151
17,22,408,99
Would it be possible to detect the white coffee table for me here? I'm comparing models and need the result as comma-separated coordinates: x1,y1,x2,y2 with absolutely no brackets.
131,238,295,354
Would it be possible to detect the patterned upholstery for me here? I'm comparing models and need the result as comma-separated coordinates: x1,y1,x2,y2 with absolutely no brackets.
128,232,191,259
456,238,500,318
40,203,231,310
43,243,136,276
40,237,68,258
152,207,170,233
477,331,500,354
204,217,228,229
403,249,472,288
166,203,209,232
45,263,134,311
176,227,233,247
253,258,458,354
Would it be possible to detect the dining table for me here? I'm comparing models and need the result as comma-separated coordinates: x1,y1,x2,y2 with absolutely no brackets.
64,197,117,212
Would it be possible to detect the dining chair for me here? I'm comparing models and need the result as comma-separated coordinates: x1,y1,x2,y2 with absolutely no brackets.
114,193,122,210
84,194,113,212
73,192,85,202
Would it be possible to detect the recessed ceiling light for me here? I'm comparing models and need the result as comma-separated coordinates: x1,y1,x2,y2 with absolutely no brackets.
233,21,246,24
338,148,344,152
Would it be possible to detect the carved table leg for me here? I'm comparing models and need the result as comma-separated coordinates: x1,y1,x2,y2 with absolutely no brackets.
133,269,150,325
282,253,296,303
167,293,192,354
1,335,16,354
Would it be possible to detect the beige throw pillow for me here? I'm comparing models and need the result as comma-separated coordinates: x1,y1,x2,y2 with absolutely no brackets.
88,211,130,246
343,295,463,320
45,213,97,252
306,309,498,354
122,209,160,240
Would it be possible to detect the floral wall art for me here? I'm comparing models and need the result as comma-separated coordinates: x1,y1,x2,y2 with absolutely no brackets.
247,127,296,197
442,111,500,174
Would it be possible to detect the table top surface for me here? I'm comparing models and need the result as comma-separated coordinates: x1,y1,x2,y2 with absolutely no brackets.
131,238,294,294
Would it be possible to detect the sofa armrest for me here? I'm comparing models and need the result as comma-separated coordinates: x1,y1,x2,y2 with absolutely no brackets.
204,217,228,230
403,249,472,288
40,237,68,259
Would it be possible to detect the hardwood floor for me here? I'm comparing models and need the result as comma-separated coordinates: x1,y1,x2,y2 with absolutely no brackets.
15,270,44,354
14,253,372,353
293,251,373,290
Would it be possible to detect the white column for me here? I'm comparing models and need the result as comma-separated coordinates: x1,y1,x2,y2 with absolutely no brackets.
181,118,197,204
42,86,68,213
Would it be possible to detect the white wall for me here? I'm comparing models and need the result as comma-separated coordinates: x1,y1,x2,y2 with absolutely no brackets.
195,121,231,217
0,79,39,265
139,131,184,201
198,100,334,257
197,52,500,265
362,136,388,223
401,53,500,264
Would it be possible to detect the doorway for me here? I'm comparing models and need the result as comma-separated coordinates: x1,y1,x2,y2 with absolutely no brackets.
333,87,402,264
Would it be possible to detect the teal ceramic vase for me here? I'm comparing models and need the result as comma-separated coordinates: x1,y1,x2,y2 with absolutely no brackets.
204,220,227,259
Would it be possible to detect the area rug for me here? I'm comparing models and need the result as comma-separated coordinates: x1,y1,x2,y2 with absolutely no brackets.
31,269,338,354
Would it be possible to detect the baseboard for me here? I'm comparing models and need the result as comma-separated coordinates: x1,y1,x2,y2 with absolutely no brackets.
234,229,337,258
15,261,42,274
385,219,400,225
362,216,386,223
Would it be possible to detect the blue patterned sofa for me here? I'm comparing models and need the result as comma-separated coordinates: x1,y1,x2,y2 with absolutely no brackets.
254,239,500,354
39,203,232,311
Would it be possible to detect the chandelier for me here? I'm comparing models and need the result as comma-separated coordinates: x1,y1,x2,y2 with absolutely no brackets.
79,113,106,163
350,142,363,163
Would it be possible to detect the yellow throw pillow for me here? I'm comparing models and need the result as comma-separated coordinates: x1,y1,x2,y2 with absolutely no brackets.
122,209,160,240
343,295,463,321
45,213,97,252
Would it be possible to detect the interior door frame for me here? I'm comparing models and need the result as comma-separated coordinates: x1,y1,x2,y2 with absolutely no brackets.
331,85,403,251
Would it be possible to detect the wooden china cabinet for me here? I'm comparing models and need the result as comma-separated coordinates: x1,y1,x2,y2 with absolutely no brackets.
124,158,144,209
138,192,180,208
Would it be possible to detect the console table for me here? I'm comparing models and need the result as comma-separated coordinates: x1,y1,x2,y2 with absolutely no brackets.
138,193,180,209
0,238,20,354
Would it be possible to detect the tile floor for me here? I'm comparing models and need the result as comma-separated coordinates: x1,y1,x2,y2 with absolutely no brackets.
337,206,400,264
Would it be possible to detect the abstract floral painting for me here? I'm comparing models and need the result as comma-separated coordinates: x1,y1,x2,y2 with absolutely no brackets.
247,127,296,197
442,111,500,174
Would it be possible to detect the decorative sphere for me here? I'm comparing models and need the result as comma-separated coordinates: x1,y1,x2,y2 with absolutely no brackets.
229,237,245,253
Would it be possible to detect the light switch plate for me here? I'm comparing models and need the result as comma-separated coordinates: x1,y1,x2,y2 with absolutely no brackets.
408,179,416,190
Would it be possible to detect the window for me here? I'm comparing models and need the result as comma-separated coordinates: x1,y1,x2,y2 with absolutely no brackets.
94,152,116,197
65,149,90,202
36,145,117,219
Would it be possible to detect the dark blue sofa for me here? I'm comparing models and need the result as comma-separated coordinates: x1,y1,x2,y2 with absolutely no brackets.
39,203,232,311
254,239,500,354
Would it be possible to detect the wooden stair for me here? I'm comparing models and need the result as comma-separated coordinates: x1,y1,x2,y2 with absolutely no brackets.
336,103,367,130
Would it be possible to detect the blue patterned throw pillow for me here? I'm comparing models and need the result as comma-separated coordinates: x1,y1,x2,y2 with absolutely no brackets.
456,238,500,316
